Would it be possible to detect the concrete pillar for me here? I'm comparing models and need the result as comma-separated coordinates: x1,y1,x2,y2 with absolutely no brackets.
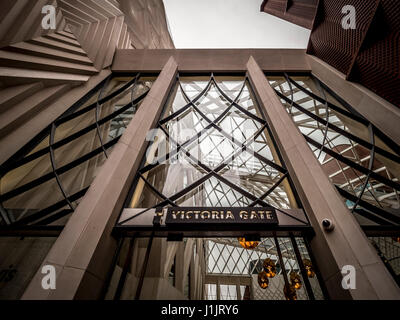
22,57,178,300
247,56,400,300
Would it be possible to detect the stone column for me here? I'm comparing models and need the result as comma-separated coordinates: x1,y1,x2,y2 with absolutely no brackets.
247,56,400,300
22,57,178,300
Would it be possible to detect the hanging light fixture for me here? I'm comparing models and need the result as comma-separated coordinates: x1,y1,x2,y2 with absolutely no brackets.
392,237,400,243
238,237,259,249
257,271,269,289
303,259,315,278
283,283,297,300
263,258,277,278
290,271,302,290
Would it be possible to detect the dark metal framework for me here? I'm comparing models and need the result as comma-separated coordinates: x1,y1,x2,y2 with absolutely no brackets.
269,73,400,226
119,73,307,227
106,234,326,300
368,236,400,286
0,74,152,230
204,235,325,299
261,1,400,107
105,73,330,300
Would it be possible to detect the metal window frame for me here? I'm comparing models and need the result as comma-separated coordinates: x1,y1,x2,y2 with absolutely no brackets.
0,73,153,233
268,72,400,227
119,72,308,228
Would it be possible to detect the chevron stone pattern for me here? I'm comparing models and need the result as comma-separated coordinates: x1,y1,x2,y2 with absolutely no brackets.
0,0,174,164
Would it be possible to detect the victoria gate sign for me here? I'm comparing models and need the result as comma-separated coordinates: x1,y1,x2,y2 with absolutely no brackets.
165,207,278,226
117,206,311,236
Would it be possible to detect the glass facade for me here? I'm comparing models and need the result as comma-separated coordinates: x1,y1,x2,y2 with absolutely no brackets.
106,73,325,300
0,236,57,300
1,68,398,300
267,74,400,226
204,237,323,300
126,74,300,215
267,73,400,287
105,236,323,300
0,74,153,299
369,236,400,286
0,75,153,227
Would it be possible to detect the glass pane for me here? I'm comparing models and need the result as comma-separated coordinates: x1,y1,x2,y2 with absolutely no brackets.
2,177,64,224
175,176,254,207
144,154,207,199
104,237,324,301
195,82,230,121
295,237,324,300
0,75,152,226
127,74,298,212
163,107,208,145
217,106,263,143
0,153,53,196
268,74,400,224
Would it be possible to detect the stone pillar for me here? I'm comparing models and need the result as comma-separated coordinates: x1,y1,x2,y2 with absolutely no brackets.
308,55,400,146
247,56,400,300
22,57,178,300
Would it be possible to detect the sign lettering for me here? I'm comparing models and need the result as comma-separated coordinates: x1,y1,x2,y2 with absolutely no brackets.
165,207,278,225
